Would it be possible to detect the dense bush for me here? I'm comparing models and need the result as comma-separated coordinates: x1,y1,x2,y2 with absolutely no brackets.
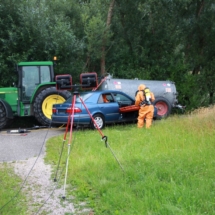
0,0,215,111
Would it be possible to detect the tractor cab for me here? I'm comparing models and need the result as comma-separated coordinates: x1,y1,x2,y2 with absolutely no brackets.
17,61,55,102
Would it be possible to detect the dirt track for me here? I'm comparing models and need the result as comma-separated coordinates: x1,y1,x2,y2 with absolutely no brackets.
0,128,90,215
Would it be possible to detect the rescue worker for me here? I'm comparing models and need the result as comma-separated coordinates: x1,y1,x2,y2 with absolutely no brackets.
135,84,155,128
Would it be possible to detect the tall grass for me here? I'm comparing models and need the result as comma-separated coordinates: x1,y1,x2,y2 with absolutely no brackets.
46,106,215,214
0,163,27,215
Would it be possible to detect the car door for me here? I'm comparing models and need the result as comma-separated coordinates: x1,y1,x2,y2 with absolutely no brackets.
97,93,120,122
112,92,137,121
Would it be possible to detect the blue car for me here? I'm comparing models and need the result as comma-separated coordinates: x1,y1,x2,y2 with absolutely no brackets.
52,90,158,129
51,90,140,129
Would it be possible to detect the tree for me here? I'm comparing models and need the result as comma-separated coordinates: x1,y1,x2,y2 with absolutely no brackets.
176,0,215,107
1,0,215,110
101,0,115,75
0,0,85,86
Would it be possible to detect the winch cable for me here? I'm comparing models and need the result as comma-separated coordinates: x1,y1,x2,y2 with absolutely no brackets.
79,95,125,172
101,136,124,172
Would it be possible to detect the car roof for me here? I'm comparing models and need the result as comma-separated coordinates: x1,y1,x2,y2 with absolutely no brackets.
79,90,127,94
79,90,134,99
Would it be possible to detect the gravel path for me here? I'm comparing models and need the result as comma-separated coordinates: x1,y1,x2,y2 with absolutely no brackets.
0,128,91,215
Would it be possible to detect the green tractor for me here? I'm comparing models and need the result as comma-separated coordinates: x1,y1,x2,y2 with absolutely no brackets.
0,61,71,130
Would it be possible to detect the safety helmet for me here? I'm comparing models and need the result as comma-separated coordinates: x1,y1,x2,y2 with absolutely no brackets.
138,84,146,91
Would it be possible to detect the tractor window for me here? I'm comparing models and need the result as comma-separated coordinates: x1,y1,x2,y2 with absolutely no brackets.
40,66,51,83
22,66,39,100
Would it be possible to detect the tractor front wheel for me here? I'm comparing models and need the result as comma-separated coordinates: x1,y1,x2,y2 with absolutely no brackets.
33,87,71,126
0,101,13,130
0,102,7,129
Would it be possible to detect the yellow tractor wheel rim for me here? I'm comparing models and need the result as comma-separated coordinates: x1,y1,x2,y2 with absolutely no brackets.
42,94,66,119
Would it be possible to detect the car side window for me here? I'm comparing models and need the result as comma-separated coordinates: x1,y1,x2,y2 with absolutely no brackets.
113,93,133,107
98,93,114,103
106,94,114,102
113,93,130,102
98,95,104,103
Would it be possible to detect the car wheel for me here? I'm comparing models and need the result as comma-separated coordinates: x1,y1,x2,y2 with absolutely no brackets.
90,114,105,129
153,97,172,119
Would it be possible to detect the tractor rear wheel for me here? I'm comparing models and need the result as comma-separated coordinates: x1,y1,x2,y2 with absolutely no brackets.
33,87,71,126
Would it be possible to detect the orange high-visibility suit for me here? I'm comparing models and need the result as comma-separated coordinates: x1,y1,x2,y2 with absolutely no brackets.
135,84,155,128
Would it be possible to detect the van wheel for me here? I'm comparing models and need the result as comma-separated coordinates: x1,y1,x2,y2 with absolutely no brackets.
90,114,105,129
153,97,171,119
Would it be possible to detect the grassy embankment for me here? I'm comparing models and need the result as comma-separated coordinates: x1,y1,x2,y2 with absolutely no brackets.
45,106,215,215
0,106,214,214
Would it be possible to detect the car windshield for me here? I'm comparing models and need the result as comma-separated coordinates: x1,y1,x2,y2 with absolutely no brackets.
66,92,93,103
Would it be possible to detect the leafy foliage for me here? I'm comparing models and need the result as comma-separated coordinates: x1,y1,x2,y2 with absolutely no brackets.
0,0,215,110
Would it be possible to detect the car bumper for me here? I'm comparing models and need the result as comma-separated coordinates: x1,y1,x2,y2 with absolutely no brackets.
51,114,91,125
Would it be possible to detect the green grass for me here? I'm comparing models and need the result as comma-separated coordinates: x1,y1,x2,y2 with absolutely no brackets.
1,107,215,214
45,106,215,214
0,163,27,215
